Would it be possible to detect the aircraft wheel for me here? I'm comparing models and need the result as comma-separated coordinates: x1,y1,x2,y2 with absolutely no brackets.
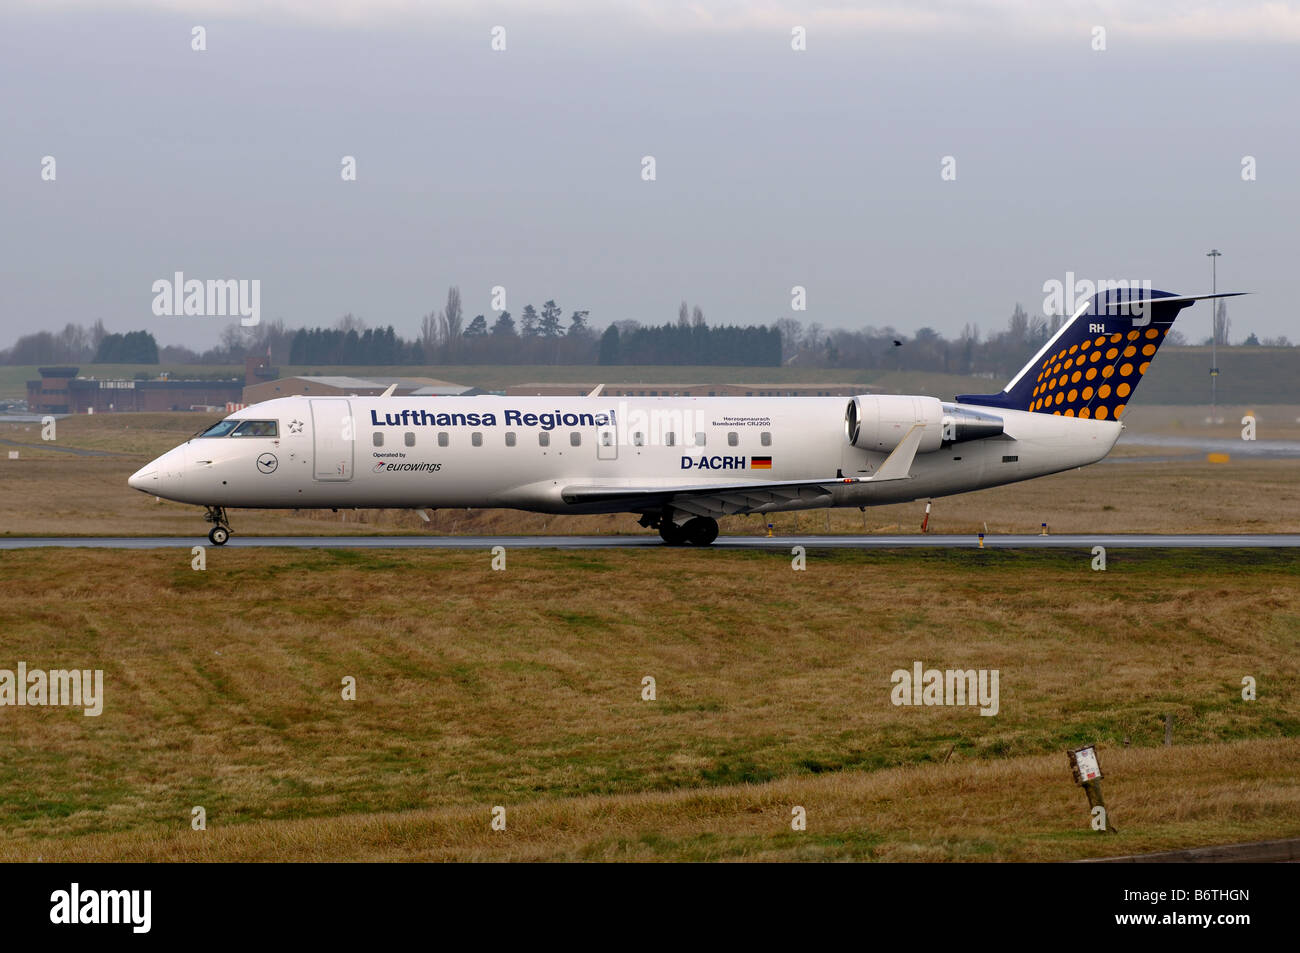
683,517,719,546
208,526,230,546
658,521,687,546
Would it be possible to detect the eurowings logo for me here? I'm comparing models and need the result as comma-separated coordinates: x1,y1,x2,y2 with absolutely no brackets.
374,462,442,473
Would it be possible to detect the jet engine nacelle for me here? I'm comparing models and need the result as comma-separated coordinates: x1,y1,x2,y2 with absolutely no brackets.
845,395,945,454
845,396,1004,454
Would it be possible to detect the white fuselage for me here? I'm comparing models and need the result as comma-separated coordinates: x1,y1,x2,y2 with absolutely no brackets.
129,394,1123,516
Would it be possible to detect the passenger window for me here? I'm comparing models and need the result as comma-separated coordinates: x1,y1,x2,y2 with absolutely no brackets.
761,431,771,446
632,432,644,446
438,432,449,447
404,432,416,447
231,420,278,438
372,432,384,447
665,432,675,446
695,432,706,446
539,432,550,447
505,432,517,447
727,432,738,446
472,432,483,447
570,432,581,447
600,431,613,447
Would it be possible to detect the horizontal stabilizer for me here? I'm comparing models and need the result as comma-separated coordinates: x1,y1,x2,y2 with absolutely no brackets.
1090,291,1246,310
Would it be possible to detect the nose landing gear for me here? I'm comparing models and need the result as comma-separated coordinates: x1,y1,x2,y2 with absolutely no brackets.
204,506,232,546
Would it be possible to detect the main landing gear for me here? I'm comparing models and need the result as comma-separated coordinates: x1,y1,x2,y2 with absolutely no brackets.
204,506,232,546
643,512,719,547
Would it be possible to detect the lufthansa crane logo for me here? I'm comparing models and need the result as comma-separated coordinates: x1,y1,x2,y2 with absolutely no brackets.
256,452,278,474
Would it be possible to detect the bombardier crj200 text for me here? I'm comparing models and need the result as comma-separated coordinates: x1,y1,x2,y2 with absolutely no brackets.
130,288,1240,546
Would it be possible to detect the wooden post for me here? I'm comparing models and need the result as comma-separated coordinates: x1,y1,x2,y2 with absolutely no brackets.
1083,779,1117,833
1164,713,1173,746
1068,745,1116,834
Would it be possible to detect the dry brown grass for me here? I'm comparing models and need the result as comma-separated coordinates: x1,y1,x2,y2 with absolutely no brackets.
12,740,1296,862
0,547,1295,861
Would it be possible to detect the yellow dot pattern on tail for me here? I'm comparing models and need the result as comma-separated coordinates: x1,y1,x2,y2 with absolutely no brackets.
1028,327,1166,419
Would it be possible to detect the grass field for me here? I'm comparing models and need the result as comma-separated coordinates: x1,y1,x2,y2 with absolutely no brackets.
2,407,1299,538
0,547,1296,861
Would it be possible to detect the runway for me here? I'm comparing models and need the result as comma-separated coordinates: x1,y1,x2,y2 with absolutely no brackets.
3,534,1300,550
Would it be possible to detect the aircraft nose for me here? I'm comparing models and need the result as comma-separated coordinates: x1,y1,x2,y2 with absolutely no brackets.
129,445,186,495
128,461,159,492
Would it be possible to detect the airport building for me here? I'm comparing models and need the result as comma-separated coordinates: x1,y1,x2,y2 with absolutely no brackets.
504,382,876,398
27,365,247,414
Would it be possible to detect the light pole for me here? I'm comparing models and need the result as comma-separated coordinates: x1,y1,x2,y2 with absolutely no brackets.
1207,248,1221,423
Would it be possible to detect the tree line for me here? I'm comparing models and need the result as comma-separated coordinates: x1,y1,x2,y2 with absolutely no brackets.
3,287,1287,375
598,321,781,366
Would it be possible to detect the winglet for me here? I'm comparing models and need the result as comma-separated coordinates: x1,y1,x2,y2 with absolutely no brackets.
867,423,924,481
586,384,605,398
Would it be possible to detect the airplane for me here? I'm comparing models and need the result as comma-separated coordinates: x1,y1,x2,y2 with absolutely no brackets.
129,288,1241,546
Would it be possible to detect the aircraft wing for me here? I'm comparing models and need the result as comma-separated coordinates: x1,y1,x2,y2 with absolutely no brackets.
560,475,864,517
561,424,924,516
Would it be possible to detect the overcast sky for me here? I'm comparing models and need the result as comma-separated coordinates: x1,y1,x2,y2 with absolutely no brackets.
2,0,1297,350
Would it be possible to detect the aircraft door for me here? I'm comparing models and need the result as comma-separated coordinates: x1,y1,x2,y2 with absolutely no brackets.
311,399,354,481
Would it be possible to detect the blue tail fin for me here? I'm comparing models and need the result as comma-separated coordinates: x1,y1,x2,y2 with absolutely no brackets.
956,289,1241,421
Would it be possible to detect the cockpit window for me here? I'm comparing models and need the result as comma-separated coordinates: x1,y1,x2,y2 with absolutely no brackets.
196,419,240,438
231,420,279,438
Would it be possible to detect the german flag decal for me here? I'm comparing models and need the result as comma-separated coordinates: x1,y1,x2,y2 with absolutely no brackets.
751,456,772,469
